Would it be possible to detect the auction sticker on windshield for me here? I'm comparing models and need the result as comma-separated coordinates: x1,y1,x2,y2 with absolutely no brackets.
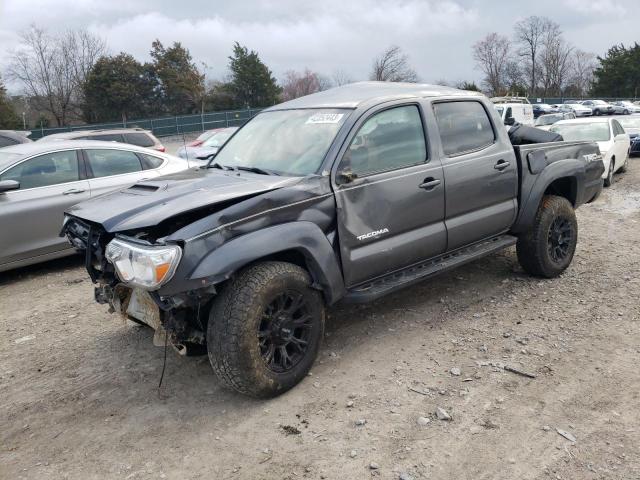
306,113,345,124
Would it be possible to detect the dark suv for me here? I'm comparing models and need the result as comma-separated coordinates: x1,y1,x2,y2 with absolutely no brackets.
63,82,604,398
39,128,165,152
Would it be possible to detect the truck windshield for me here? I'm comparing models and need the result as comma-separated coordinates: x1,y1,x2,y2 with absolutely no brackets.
550,122,611,142
212,109,350,176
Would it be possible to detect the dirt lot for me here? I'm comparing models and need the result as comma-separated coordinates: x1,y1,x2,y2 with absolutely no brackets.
1,161,639,480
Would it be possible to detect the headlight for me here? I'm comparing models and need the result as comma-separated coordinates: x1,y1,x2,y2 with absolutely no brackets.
105,238,182,290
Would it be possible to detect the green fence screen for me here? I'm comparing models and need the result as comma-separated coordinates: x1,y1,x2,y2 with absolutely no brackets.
29,108,262,140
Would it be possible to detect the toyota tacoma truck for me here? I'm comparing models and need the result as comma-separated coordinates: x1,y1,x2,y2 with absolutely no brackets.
62,82,604,398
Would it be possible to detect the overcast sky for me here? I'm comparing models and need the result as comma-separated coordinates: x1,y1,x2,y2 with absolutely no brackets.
1,0,637,92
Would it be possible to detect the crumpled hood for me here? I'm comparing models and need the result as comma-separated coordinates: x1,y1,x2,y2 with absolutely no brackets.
66,167,300,232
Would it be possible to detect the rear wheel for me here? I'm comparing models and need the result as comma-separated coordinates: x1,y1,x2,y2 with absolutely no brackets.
207,261,325,398
624,109,630,115
604,159,615,187
594,109,601,116
517,195,578,278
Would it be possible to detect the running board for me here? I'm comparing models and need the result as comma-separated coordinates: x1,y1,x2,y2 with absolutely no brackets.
343,234,518,303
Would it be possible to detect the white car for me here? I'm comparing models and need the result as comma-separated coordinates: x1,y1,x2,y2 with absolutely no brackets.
558,103,592,117
0,140,190,272
491,97,534,126
550,118,629,187
611,101,640,115
534,112,576,130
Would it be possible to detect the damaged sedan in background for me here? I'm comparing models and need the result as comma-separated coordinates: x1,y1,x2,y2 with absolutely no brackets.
62,82,604,398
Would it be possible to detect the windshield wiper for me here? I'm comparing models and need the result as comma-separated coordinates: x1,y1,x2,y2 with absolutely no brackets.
234,166,279,176
207,162,234,171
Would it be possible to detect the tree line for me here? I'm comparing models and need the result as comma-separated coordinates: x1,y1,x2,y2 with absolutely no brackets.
0,20,637,129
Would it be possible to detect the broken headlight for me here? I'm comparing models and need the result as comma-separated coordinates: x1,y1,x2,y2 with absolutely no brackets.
105,238,182,290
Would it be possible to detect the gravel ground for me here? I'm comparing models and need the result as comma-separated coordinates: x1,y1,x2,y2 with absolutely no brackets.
1,159,639,480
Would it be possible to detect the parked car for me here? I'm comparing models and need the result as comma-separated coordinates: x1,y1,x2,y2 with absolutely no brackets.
531,103,559,118
186,129,220,147
615,115,640,156
557,103,592,117
63,82,603,398
0,141,189,272
491,97,534,126
38,128,166,152
534,112,576,130
0,130,32,148
610,101,640,115
176,127,238,161
550,117,629,186
580,100,615,116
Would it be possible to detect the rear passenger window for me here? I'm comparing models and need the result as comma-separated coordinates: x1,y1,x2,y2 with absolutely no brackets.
125,133,155,147
86,149,142,178
433,101,496,156
139,153,164,169
342,105,426,177
89,134,124,143
0,136,18,147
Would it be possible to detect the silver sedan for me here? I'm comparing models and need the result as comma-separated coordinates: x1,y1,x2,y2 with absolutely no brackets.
0,140,190,272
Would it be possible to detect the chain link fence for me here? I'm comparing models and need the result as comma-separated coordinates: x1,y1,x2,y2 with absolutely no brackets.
29,108,262,140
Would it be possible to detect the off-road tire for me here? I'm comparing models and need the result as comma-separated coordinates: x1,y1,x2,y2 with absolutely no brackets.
207,261,325,398
516,195,578,278
604,159,615,187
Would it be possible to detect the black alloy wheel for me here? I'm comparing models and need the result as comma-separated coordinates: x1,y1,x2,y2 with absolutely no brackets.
547,217,574,264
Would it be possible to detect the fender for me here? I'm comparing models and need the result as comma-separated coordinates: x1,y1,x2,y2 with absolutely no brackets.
511,158,585,233
186,221,346,304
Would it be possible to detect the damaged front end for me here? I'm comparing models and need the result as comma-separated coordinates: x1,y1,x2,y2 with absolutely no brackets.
63,216,212,356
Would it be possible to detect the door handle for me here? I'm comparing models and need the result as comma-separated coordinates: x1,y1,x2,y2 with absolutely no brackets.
62,188,86,195
494,159,510,171
418,178,441,190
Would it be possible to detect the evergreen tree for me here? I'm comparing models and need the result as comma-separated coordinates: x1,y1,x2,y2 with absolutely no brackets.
228,42,281,108
592,43,640,98
150,40,204,115
83,53,158,123
0,76,22,129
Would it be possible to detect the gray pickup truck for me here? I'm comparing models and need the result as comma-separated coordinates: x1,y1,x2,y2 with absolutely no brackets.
62,82,604,397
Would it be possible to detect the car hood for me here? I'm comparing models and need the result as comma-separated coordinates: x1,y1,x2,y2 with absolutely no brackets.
66,167,301,232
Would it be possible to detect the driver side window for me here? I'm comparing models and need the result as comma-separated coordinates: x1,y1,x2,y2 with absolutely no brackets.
0,151,80,190
340,105,427,177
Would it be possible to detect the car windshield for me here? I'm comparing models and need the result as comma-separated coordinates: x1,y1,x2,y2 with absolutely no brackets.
212,109,350,175
202,131,234,148
618,117,640,129
593,100,607,105
550,122,611,142
535,114,563,126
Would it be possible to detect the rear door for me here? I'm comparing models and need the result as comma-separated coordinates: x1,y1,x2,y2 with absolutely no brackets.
432,100,518,250
333,102,446,286
611,119,629,166
0,150,90,266
83,148,161,198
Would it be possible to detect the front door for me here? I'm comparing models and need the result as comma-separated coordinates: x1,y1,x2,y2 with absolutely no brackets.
431,100,518,251
0,150,90,266
333,103,446,287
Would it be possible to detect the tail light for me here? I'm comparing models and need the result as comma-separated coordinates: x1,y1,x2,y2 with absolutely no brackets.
187,140,203,147
154,145,166,152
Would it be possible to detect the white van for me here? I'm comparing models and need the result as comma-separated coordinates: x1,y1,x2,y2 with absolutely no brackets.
491,97,534,126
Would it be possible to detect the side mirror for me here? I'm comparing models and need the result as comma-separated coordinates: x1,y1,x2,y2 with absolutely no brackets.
504,117,516,126
336,169,358,184
0,179,20,193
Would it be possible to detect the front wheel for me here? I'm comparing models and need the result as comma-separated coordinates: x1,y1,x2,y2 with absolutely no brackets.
517,195,578,278
207,261,325,398
604,159,615,187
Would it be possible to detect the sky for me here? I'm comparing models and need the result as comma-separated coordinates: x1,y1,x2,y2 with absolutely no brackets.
0,0,637,92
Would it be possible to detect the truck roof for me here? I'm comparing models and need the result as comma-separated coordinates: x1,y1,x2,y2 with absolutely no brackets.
266,81,483,111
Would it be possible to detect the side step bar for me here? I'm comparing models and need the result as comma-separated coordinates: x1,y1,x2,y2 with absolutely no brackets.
343,234,518,303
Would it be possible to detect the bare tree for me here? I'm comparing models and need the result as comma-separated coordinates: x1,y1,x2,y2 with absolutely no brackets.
281,69,325,101
332,69,353,86
514,16,556,95
569,49,597,97
538,24,573,96
472,33,512,96
369,46,418,82
8,25,105,126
